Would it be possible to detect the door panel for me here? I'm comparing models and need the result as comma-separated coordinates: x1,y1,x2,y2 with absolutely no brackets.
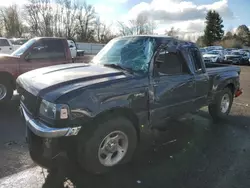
150,74,195,125
19,39,69,74
189,47,210,109
19,58,66,74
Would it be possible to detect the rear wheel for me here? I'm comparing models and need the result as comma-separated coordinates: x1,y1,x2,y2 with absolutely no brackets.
0,80,13,103
208,87,233,121
77,116,137,174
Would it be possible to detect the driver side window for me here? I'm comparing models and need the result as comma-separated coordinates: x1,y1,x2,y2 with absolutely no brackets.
154,48,189,76
28,39,65,60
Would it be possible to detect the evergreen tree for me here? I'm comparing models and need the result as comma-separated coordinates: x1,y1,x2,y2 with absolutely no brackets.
204,10,224,46
236,25,250,46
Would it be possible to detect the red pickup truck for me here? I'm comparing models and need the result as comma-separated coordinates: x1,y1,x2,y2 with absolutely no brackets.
0,37,72,102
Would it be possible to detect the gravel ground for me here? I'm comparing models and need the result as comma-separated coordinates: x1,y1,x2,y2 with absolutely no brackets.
0,66,250,188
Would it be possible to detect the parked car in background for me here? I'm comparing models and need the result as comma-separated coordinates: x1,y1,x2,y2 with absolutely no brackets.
206,45,224,51
224,51,246,65
0,38,14,54
200,47,207,55
17,35,242,174
0,37,72,102
9,38,29,51
203,50,224,63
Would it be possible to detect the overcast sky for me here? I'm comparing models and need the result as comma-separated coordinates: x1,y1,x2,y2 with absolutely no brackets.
1,0,249,38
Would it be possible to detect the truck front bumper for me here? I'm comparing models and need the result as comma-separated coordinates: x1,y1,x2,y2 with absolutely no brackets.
20,105,81,138
20,105,80,168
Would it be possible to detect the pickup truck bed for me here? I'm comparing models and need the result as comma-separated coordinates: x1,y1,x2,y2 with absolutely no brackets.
206,63,240,76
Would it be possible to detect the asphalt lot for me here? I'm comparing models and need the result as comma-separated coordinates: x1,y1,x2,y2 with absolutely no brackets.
0,65,250,188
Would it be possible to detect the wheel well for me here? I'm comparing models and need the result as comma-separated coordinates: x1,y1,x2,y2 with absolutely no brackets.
0,72,15,89
225,83,235,94
95,108,140,140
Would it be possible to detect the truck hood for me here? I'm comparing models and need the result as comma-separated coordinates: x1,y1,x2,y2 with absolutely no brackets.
0,54,19,61
203,54,219,58
16,63,128,101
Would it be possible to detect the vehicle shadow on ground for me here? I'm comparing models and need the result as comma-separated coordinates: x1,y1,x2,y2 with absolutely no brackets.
40,114,227,188
0,95,20,114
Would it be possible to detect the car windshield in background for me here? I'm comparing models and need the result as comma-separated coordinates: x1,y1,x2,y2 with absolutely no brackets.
11,38,36,56
232,52,241,55
92,37,156,74
207,51,219,55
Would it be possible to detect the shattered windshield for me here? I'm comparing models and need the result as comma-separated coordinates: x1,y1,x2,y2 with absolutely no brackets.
92,37,156,74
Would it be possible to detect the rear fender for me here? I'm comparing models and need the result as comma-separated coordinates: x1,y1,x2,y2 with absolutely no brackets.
211,71,239,96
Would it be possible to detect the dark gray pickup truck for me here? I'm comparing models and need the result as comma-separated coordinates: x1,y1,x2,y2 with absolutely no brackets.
17,35,242,174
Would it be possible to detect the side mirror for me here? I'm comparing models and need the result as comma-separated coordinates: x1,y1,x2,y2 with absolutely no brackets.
69,45,74,48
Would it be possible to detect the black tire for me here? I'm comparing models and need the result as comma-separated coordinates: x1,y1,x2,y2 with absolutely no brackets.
77,116,137,174
0,80,13,103
208,87,233,121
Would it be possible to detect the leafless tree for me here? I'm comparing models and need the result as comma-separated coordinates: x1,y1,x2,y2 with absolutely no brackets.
56,0,79,38
117,14,155,36
25,0,42,36
117,21,133,36
76,2,96,42
95,17,116,43
165,27,179,38
0,4,24,37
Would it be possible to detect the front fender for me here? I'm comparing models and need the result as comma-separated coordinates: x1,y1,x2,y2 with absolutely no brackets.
68,87,148,127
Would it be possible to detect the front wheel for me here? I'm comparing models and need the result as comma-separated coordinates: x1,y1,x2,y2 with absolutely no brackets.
208,87,233,121
0,80,13,103
77,117,137,174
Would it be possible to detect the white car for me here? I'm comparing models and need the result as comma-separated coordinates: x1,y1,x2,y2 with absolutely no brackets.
0,38,13,54
203,50,224,63
67,40,77,59
9,38,28,51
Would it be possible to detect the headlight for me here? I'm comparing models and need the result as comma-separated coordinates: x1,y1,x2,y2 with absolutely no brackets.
39,100,57,119
39,99,69,120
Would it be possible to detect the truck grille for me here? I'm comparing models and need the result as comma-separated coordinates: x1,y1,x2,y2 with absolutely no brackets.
19,88,39,116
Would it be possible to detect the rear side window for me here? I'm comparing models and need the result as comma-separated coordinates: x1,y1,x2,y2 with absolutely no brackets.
0,39,10,46
190,48,203,72
154,49,189,75
29,39,65,60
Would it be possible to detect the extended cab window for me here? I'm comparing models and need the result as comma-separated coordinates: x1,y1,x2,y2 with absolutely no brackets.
190,48,203,72
29,39,65,60
0,39,10,46
154,49,189,76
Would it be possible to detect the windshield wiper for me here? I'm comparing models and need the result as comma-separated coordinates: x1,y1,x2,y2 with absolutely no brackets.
104,64,134,74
